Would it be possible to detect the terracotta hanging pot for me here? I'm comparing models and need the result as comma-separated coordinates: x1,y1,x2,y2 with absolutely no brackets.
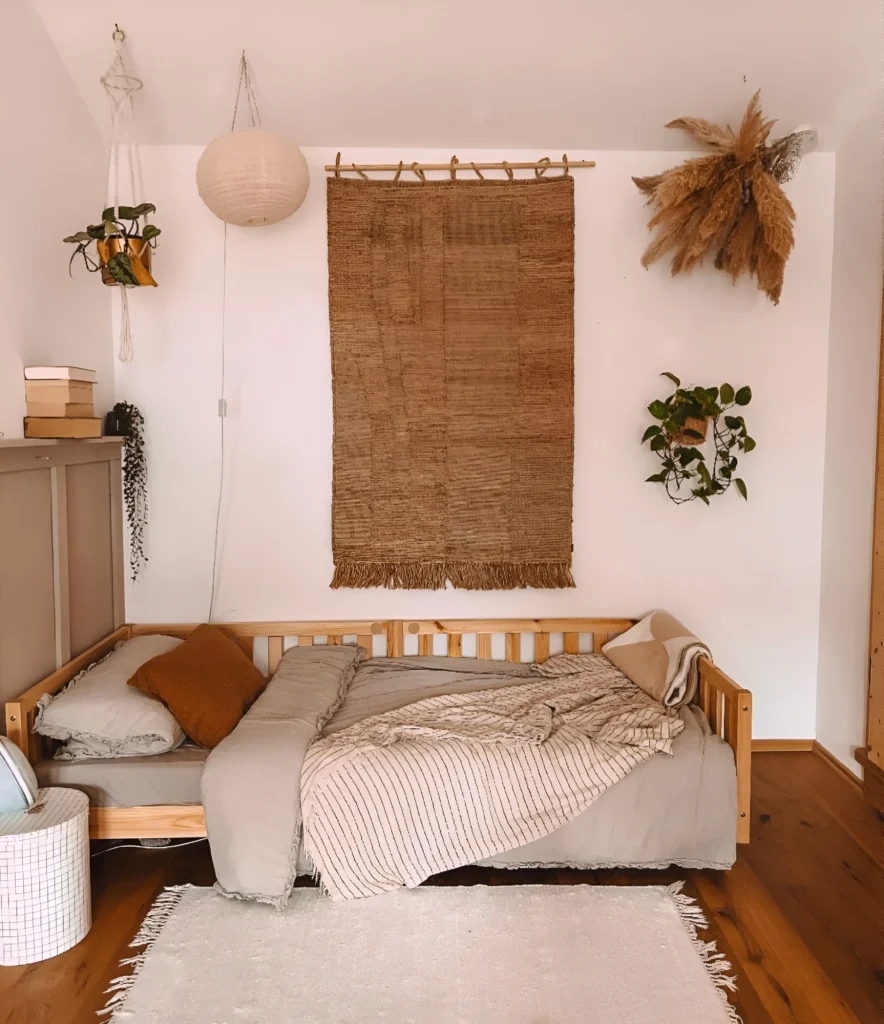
98,236,157,287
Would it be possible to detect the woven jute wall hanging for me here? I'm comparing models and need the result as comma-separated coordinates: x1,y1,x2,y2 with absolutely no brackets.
327,172,576,590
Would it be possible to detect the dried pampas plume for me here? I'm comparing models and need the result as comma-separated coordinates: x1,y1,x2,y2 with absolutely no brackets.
634,92,796,304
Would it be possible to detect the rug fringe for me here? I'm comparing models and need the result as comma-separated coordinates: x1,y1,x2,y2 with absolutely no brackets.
666,881,743,1024
96,884,191,1021
331,561,575,590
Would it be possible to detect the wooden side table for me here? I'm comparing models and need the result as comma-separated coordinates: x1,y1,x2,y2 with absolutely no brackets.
0,787,91,965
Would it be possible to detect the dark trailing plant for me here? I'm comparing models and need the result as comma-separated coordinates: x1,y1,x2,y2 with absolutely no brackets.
63,203,160,286
113,402,148,580
642,372,755,505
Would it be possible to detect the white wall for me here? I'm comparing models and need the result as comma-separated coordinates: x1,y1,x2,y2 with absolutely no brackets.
117,145,836,742
32,0,876,152
816,85,884,774
0,0,111,438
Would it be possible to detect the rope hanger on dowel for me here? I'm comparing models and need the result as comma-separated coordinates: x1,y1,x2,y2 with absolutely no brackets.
327,154,594,178
101,24,144,362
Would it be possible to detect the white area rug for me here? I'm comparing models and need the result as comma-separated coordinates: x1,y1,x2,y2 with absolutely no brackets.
103,883,740,1024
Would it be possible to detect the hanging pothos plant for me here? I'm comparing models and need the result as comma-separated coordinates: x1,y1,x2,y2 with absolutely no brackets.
112,402,148,580
63,203,160,287
642,372,756,505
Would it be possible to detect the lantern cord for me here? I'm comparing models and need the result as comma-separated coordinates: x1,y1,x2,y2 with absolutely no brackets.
208,52,263,619
231,51,262,131
208,225,228,623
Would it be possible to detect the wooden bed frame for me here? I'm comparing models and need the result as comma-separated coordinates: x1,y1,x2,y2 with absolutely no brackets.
6,618,753,844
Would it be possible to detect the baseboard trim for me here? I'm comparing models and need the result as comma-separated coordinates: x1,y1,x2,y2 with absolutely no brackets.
752,740,863,788
813,741,862,790
751,739,815,752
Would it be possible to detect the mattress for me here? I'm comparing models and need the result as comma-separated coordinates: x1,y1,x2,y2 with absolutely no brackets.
34,746,208,808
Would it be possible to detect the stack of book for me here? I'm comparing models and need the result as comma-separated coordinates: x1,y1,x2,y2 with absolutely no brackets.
24,367,101,438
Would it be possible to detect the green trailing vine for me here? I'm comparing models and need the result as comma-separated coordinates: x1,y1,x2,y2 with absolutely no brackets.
113,402,148,579
642,372,756,505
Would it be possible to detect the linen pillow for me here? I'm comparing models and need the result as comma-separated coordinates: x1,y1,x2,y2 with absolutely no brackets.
601,610,711,708
128,624,267,748
34,635,186,760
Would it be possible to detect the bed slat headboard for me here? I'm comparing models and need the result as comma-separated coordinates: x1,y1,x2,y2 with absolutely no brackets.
130,618,636,669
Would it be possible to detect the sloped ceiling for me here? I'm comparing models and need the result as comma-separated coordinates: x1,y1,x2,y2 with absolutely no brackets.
29,0,879,150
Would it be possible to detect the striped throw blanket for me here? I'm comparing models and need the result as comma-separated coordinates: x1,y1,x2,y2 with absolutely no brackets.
301,655,684,900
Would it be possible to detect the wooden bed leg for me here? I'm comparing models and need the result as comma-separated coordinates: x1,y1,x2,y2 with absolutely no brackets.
733,691,752,843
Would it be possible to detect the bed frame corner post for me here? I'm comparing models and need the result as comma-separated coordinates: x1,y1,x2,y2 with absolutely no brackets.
735,689,752,843
697,657,752,845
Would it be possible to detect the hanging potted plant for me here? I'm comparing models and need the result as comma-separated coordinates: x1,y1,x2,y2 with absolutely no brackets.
106,401,148,581
67,26,155,363
642,372,756,505
63,203,160,287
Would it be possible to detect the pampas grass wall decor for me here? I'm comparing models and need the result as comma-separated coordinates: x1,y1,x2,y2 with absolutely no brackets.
634,92,800,304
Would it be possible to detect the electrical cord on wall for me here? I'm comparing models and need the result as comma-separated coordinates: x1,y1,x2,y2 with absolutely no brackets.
207,221,228,623
208,57,257,623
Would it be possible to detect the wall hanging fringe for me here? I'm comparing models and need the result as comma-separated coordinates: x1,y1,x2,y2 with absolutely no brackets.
327,154,594,177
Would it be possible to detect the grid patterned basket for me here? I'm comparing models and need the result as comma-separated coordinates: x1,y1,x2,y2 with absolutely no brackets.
0,788,91,965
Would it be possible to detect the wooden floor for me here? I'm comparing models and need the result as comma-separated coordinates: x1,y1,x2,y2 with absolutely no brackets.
1,751,881,1024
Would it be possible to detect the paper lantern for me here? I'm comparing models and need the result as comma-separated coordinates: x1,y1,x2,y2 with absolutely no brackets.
196,128,309,227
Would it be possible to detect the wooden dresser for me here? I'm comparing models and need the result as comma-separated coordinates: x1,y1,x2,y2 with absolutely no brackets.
0,437,125,714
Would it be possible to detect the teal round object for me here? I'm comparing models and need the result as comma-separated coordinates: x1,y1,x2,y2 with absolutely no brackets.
0,736,38,811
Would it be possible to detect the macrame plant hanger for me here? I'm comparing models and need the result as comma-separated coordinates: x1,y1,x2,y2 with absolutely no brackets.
101,25,144,362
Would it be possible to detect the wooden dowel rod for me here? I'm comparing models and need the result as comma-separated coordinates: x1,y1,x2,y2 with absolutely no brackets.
325,160,595,173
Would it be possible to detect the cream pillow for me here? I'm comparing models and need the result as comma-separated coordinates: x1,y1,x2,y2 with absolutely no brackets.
602,610,710,708
34,635,186,760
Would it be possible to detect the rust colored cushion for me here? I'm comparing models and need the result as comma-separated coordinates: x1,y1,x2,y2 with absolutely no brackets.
127,624,267,748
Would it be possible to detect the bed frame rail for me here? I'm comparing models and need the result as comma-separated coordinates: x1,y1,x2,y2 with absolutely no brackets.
5,625,131,764
696,657,752,843
6,619,752,843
